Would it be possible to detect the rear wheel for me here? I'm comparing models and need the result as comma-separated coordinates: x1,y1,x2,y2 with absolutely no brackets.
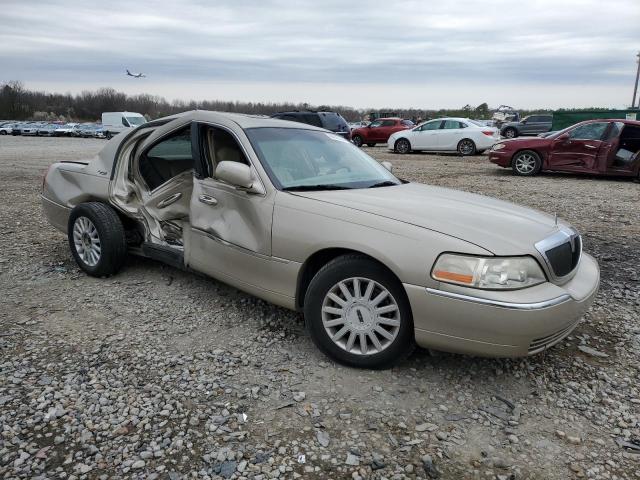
352,135,363,147
512,150,542,176
68,202,127,277
394,138,411,154
457,139,476,156
366,143,376,147
304,255,415,369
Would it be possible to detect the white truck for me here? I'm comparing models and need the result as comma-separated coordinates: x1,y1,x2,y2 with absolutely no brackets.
101,112,146,139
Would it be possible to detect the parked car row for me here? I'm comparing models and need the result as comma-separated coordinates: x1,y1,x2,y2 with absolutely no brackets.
0,121,107,138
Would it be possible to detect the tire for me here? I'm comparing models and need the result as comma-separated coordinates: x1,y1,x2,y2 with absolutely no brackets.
352,135,363,147
503,128,517,139
67,202,127,277
366,143,376,147
304,255,415,369
457,138,476,156
105,131,113,140
394,138,411,154
0,131,6,135
512,150,542,176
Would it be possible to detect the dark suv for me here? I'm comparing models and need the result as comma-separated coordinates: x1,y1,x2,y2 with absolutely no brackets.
500,114,553,138
271,111,351,139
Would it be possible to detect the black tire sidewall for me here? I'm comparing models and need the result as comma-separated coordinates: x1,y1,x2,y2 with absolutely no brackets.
304,256,415,369
67,202,127,277
395,138,410,154
512,150,541,176
457,139,476,156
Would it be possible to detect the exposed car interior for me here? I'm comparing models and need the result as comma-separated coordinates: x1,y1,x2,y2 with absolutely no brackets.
614,124,640,167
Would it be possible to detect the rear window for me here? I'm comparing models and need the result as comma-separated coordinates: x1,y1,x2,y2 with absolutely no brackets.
319,112,348,132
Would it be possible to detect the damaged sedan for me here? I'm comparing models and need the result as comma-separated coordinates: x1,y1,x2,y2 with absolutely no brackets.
41,111,600,368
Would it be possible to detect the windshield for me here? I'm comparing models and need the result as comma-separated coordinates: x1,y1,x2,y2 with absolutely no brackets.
126,116,146,126
246,127,401,190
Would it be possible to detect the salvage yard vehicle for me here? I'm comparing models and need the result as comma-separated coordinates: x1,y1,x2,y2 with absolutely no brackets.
0,123,12,135
102,111,146,139
350,117,413,147
489,119,640,178
500,114,553,139
388,118,499,155
271,110,351,140
41,111,600,368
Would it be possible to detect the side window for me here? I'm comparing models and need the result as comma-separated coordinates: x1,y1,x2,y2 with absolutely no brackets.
418,121,441,131
205,127,249,175
381,120,395,127
568,122,608,140
369,121,382,128
442,120,462,129
139,126,193,190
401,120,414,127
304,114,323,128
122,117,130,127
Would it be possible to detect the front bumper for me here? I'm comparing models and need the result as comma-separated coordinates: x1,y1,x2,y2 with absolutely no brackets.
405,253,599,357
489,149,513,167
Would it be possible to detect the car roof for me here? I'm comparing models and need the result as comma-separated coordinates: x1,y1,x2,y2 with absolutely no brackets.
158,110,328,132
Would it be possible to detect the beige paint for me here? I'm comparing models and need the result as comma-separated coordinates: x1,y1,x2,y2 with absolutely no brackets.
41,110,600,357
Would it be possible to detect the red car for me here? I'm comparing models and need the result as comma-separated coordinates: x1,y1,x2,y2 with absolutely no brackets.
489,119,640,178
351,118,413,147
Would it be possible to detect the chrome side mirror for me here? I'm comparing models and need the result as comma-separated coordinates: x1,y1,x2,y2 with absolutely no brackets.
381,161,393,173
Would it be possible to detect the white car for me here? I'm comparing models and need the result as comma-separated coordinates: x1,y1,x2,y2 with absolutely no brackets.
388,118,500,155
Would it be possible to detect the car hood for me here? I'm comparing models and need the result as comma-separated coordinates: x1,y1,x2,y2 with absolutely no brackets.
292,182,561,255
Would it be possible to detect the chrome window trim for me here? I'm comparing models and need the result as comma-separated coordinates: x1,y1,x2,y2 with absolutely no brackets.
534,227,582,283
425,288,571,310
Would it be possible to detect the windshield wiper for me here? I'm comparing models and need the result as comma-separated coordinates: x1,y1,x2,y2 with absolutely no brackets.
282,184,353,191
367,180,400,188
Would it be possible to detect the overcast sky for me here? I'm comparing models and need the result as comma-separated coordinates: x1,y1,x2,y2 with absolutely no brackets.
1,0,638,109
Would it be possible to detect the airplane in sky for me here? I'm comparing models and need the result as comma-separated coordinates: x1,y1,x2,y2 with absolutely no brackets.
126,69,146,78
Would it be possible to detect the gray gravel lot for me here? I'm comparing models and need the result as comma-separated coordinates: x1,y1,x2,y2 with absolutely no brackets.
0,136,639,480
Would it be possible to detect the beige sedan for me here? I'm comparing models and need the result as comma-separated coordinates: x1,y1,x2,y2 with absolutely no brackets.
41,111,600,368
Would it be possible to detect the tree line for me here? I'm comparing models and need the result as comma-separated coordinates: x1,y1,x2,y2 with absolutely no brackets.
0,80,608,123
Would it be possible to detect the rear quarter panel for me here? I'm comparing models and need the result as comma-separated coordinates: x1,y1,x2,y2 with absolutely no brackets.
42,162,111,232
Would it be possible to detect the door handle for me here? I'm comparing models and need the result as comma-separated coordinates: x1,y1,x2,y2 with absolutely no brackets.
199,194,218,206
584,144,597,149
157,192,182,208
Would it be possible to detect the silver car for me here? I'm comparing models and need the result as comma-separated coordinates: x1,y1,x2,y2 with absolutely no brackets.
41,111,599,368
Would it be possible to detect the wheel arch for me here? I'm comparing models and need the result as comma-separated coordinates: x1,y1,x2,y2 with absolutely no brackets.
295,247,405,311
510,147,546,167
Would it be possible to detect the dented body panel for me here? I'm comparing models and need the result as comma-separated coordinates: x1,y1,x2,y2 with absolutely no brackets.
41,110,600,358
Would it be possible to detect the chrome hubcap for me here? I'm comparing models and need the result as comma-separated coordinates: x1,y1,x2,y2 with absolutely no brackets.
322,277,400,355
515,154,536,173
73,216,101,266
397,140,409,153
459,140,474,155
505,130,516,138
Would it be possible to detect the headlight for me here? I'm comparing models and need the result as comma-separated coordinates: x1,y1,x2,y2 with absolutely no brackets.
492,143,506,151
432,254,546,290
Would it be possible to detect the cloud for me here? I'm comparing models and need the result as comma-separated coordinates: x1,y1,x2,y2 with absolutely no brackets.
0,0,638,108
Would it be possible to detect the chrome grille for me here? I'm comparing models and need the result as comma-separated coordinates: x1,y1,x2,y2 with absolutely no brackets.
535,228,582,281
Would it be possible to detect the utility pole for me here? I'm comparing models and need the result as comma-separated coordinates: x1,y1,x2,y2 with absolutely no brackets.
633,51,640,109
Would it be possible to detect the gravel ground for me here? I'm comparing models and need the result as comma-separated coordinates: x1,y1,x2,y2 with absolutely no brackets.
0,136,639,480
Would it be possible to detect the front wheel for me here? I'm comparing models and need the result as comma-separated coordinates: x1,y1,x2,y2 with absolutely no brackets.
457,139,476,156
352,135,363,147
394,138,411,154
304,255,415,369
366,143,376,147
68,202,127,277
512,150,542,176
